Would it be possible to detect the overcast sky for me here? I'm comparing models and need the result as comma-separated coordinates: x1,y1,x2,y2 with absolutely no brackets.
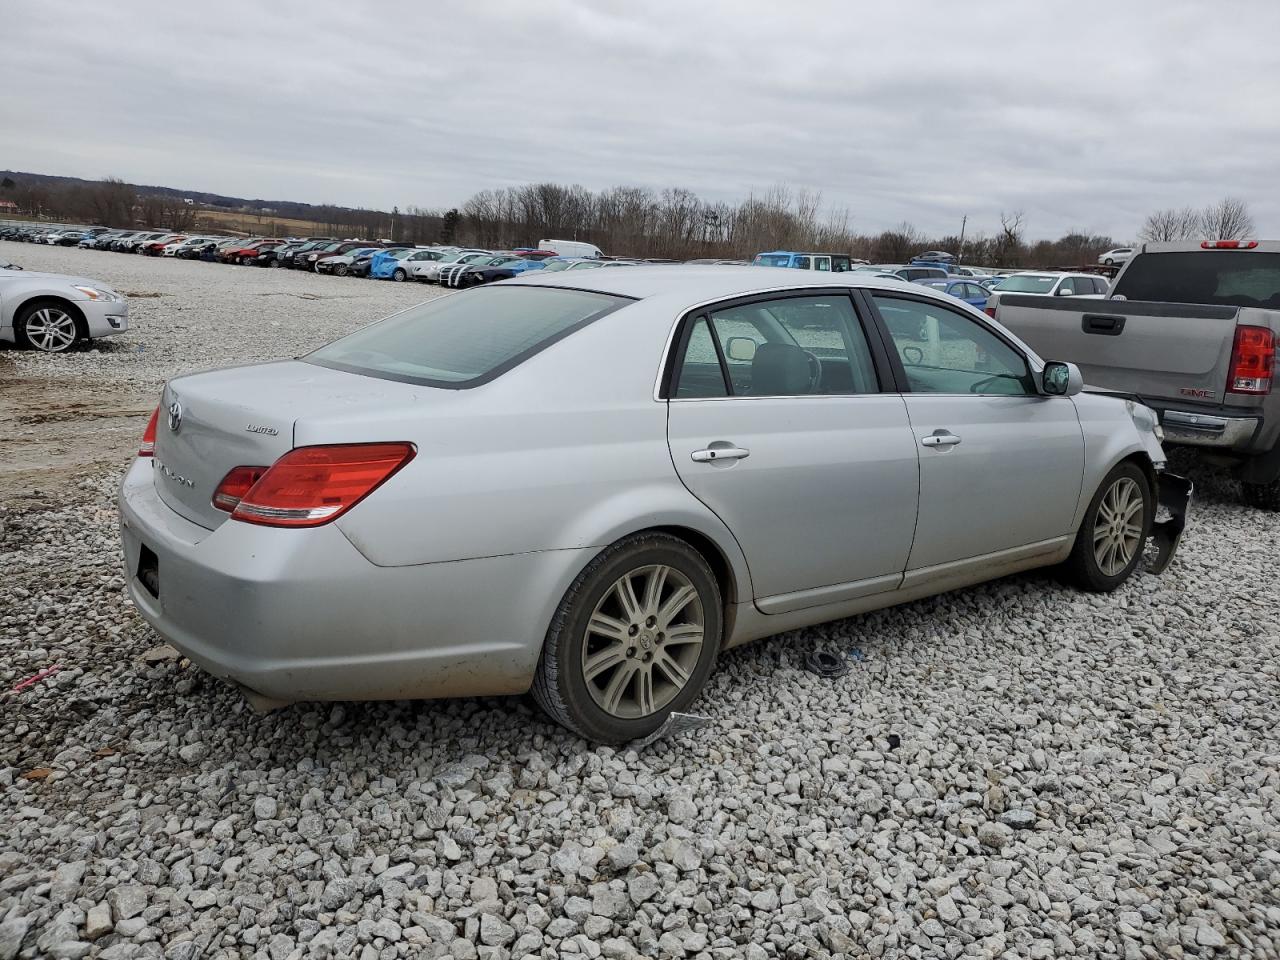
5,1,1277,241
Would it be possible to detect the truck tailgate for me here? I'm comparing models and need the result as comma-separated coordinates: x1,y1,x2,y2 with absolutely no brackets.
994,296,1240,403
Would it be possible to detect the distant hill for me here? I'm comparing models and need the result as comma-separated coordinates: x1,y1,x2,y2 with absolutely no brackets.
0,170,365,219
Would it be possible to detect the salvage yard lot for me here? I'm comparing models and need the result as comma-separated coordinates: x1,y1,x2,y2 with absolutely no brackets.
1,241,1278,959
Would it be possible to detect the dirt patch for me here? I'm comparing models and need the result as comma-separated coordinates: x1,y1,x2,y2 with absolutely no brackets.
0,376,150,501
119,290,166,299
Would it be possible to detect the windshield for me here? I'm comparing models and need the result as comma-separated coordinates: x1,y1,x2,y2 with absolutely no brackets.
1112,251,1280,308
753,254,791,267
307,286,631,388
540,260,572,272
994,275,1059,293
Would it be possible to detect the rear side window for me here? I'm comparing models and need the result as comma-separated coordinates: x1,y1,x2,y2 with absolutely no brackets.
1112,251,1280,308
674,295,879,397
306,286,630,388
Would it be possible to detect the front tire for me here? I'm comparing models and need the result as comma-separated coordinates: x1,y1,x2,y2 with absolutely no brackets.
335,264,349,277
1062,461,1152,591
392,268,406,282
16,301,83,353
1104,258,1114,266
532,533,722,743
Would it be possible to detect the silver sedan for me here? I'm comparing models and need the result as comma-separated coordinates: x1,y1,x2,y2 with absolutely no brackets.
118,269,1189,741
1,269,129,351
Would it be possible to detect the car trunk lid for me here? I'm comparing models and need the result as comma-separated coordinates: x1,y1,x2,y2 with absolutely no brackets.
152,360,431,530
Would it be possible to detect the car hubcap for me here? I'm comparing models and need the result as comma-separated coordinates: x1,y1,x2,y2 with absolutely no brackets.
1093,477,1143,576
26,308,77,351
581,564,704,719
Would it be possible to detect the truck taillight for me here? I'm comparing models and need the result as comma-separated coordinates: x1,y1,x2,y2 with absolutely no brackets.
230,443,416,527
139,406,159,457
1228,325,1275,395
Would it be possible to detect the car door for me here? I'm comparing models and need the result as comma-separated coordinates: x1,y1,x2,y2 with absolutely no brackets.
866,292,1085,573
665,291,920,613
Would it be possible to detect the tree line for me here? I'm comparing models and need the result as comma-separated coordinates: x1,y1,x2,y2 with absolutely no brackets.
1,173,1255,268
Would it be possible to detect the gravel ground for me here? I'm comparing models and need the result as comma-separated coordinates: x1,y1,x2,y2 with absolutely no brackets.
2,241,1279,960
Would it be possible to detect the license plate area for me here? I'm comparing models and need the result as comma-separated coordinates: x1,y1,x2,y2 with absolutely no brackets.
137,543,160,599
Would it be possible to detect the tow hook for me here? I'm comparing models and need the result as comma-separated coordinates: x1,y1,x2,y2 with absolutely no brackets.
1149,473,1192,575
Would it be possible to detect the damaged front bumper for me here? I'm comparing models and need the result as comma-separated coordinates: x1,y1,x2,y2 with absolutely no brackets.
1149,472,1192,575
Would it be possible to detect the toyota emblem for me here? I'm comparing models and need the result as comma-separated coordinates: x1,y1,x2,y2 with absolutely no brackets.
167,400,183,433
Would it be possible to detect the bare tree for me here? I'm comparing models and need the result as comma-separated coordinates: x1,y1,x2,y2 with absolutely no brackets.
1138,206,1200,242
994,211,1025,265
1199,196,1254,240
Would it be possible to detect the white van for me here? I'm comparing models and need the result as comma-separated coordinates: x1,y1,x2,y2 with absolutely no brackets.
538,239,602,260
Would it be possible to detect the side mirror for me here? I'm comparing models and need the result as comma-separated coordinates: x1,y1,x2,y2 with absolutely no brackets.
1055,286,1074,296
1041,360,1084,397
725,337,758,362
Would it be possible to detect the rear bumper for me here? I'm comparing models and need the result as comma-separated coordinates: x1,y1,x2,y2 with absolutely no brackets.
117,459,582,704
1158,409,1260,450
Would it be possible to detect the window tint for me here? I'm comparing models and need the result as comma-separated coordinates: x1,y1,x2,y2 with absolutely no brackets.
307,286,630,388
674,318,728,398
873,295,1035,396
832,256,851,272
794,256,811,269
679,295,878,397
813,257,831,272
1112,251,1280,308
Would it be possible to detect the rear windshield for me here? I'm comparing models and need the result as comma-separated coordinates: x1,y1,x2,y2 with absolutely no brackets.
305,285,631,388
754,254,791,267
994,275,1058,293
1112,251,1280,308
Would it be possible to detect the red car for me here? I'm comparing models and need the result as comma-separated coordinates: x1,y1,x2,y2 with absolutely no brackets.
141,234,185,256
219,240,273,265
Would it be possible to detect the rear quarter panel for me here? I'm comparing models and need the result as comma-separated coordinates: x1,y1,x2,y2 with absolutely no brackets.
323,298,754,596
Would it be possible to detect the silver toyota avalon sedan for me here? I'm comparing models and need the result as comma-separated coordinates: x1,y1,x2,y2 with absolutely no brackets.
118,268,1190,742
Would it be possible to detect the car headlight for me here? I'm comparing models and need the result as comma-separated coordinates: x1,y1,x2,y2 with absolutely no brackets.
72,285,122,302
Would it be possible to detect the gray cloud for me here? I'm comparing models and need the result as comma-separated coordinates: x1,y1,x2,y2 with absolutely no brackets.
4,0,1277,240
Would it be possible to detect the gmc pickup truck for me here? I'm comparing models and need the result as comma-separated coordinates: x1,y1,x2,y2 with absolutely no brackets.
987,240,1280,508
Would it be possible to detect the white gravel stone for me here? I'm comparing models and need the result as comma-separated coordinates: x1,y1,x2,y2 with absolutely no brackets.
2,242,1279,960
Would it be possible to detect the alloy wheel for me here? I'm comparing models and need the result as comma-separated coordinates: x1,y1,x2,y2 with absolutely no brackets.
24,307,78,352
581,564,705,719
1092,476,1144,576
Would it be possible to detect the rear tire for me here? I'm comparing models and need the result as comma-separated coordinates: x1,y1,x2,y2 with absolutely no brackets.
532,533,722,743
1062,461,1152,592
1241,478,1280,511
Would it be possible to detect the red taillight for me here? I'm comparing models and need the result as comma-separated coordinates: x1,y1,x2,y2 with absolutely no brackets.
139,406,159,457
1228,325,1275,395
984,306,997,318
212,465,268,512
230,443,415,528
1202,240,1259,249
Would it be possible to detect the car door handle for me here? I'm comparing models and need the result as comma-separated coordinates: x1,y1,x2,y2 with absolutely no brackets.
920,431,962,448
691,445,750,463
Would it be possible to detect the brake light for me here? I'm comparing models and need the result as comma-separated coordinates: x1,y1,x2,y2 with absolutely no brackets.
1201,240,1259,249
1228,325,1275,395
984,306,997,318
139,406,159,457
230,443,415,527
212,465,268,512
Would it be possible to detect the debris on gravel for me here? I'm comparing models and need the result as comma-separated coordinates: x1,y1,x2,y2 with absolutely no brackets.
2,241,1279,959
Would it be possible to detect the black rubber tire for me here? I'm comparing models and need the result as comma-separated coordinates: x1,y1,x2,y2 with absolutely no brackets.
1061,461,1153,592
14,299,85,353
531,532,722,743
1241,479,1280,511
392,269,406,282
1104,258,1114,266
335,264,349,277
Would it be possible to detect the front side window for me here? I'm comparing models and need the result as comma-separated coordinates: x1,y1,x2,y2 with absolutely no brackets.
873,295,1035,396
307,286,630,388
674,295,879,398
793,256,811,269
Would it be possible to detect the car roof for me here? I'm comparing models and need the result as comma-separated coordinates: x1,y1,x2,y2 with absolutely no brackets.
506,264,945,301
